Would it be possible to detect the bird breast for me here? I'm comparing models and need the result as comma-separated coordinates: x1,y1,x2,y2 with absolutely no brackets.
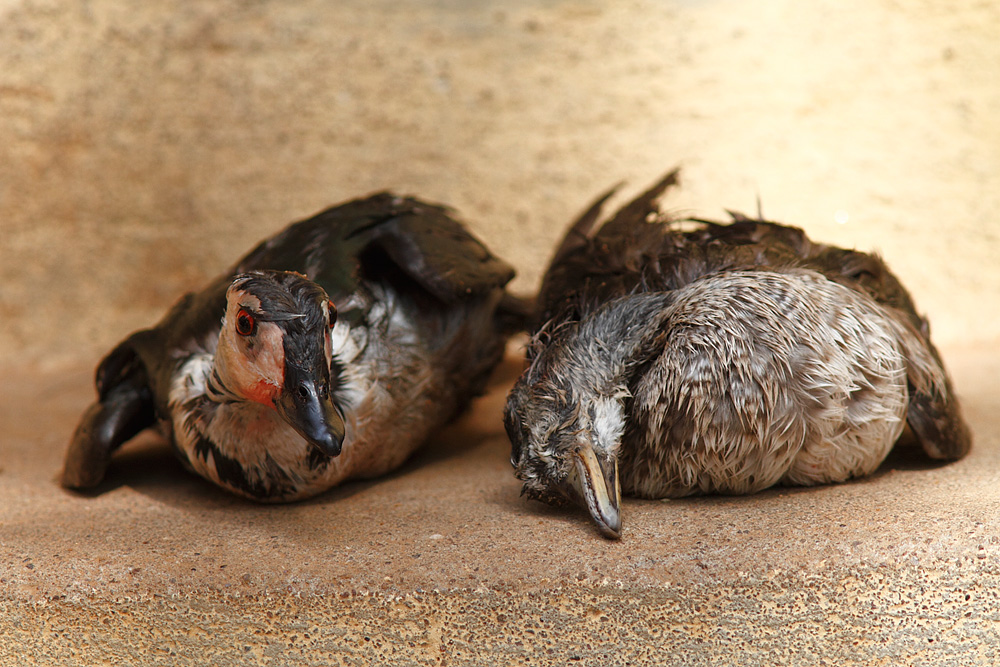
165,284,485,501
622,269,912,499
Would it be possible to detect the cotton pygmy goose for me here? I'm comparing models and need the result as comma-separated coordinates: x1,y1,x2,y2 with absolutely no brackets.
504,169,971,539
63,193,517,501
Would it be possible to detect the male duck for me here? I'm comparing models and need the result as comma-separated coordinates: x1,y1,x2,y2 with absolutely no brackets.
64,192,516,501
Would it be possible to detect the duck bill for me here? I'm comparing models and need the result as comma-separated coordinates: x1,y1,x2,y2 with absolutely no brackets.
275,366,345,458
562,442,623,540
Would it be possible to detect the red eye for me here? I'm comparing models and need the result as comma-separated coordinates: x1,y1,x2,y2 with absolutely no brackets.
327,300,337,329
235,308,256,336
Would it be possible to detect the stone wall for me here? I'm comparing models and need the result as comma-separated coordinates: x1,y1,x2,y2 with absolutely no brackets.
3,0,998,370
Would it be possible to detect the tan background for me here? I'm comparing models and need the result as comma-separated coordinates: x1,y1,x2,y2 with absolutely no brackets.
2,0,998,373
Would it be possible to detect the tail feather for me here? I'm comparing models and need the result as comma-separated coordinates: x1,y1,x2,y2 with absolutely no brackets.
62,343,156,489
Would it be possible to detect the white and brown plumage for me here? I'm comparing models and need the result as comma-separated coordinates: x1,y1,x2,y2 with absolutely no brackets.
504,170,971,539
63,193,517,501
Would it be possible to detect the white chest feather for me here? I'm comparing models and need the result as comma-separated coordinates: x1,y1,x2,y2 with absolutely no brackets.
166,297,458,501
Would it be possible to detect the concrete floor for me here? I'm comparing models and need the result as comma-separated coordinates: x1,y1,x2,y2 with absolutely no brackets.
1,341,998,666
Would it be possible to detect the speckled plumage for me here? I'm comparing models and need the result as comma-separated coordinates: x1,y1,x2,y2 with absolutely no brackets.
64,193,516,501
505,170,971,538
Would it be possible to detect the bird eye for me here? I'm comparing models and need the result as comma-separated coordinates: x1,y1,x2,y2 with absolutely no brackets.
327,300,337,329
235,308,256,336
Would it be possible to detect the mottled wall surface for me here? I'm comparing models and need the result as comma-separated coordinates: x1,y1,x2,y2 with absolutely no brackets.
2,0,998,370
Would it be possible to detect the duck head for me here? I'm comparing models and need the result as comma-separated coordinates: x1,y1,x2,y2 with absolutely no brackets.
504,327,626,540
215,270,345,457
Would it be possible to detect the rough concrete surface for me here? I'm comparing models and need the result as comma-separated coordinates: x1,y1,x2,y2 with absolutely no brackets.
1,343,999,666
2,0,1000,665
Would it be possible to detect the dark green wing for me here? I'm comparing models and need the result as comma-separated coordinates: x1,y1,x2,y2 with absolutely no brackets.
236,192,514,304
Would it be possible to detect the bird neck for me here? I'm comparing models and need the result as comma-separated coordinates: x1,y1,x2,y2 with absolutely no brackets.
204,361,243,405
545,292,675,401
576,291,673,374
168,351,305,490
168,351,246,432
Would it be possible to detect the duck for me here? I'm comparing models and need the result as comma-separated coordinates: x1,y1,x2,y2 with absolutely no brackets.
504,169,971,539
63,192,517,502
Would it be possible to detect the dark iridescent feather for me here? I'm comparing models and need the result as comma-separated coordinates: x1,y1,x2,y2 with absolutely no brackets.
63,192,516,493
